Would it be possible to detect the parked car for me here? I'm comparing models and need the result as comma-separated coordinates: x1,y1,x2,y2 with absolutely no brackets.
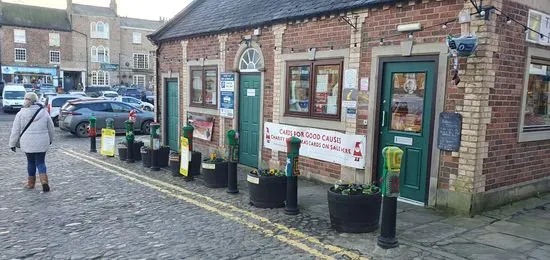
46,94,92,127
2,84,26,113
68,91,87,96
102,91,119,100
142,90,154,103
59,100,153,137
23,83,33,92
120,96,154,111
39,92,57,104
39,83,56,94
85,86,113,98
117,87,142,99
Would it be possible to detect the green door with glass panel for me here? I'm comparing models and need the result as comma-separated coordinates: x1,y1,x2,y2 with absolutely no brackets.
377,61,436,203
239,74,261,168
166,80,179,152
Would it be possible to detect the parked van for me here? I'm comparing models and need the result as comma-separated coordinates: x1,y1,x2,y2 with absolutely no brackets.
2,84,26,113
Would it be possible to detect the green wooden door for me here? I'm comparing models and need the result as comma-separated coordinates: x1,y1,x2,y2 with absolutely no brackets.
166,80,179,152
377,61,436,203
239,74,261,168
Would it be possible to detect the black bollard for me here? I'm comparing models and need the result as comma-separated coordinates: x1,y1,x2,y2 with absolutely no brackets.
127,139,135,163
284,175,299,215
227,161,239,194
377,196,398,249
284,137,301,215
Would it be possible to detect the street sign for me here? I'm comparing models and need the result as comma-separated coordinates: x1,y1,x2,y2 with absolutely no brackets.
100,63,119,71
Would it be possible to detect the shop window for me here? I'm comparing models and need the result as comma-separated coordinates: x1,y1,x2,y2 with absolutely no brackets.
190,67,217,108
133,75,146,86
523,59,550,132
14,48,27,62
133,32,142,44
133,53,149,69
49,33,60,47
14,29,26,43
90,21,109,39
49,51,60,64
286,60,343,120
91,71,110,86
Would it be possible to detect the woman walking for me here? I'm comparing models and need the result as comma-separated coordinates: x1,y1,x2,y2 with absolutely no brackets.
9,92,54,192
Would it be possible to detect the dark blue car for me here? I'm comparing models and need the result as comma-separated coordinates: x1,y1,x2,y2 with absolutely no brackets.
117,87,141,99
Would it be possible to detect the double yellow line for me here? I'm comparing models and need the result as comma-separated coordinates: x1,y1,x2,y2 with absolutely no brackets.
62,149,369,260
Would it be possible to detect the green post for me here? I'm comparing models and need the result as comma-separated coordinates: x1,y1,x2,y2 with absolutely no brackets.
125,120,135,163
377,146,403,249
226,130,239,194
285,136,302,215
106,118,114,129
150,122,161,171
89,115,97,153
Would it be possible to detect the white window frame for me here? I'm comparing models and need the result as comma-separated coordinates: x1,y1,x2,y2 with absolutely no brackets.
49,33,60,47
519,47,550,142
92,71,110,86
14,48,27,62
133,32,142,44
133,75,146,86
14,29,26,44
133,53,149,69
91,46,98,62
91,46,109,63
49,51,60,64
90,21,109,39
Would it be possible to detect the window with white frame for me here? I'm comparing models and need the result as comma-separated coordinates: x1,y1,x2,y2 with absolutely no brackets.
90,21,109,39
14,29,26,43
132,32,142,44
91,46,109,63
91,71,110,86
133,75,146,86
133,53,149,69
49,51,60,64
15,48,27,62
49,33,60,46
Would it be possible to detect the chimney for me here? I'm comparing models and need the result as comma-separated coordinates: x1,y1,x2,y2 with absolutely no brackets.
110,0,117,16
66,0,72,23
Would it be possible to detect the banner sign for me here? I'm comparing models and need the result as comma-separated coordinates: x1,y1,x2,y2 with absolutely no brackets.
180,137,190,176
188,113,214,141
527,10,550,46
100,63,119,71
100,129,116,157
264,122,366,169
220,73,235,118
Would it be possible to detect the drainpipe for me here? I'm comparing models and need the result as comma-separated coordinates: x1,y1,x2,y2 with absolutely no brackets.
72,29,88,88
155,45,160,123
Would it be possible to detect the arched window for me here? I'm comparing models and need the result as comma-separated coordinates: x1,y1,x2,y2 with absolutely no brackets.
97,46,109,63
91,46,98,62
90,21,109,39
96,21,105,33
104,71,110,86
91,71,98,85
239,48,262,72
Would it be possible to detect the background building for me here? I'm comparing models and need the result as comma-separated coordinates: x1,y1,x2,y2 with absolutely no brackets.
0,0,163,92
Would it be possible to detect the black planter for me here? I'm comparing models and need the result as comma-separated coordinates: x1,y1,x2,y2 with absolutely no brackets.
118,147,128,161
248,173,287,208
201,160,228,188
133,141,144,161
169,154,181,177
157,147,170,167
327,188,382,233
189,151,201,176
141,148,151,168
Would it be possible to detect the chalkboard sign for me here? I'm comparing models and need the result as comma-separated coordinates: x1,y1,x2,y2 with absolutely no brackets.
437,112,462,152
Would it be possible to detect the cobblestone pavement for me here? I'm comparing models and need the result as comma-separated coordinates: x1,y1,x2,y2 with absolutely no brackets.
1,121,550,260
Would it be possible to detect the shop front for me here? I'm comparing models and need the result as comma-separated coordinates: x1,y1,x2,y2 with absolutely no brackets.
1,65,57,86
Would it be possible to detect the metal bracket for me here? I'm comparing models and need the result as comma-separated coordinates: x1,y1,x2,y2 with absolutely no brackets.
340,15,359,32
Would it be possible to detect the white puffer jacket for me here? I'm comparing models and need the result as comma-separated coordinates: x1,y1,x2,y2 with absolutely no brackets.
9,104,55,153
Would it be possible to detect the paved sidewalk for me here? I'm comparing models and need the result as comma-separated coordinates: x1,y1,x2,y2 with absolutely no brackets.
89,136,550,260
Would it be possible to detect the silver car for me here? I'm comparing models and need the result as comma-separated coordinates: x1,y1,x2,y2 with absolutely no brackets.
59,100,154,137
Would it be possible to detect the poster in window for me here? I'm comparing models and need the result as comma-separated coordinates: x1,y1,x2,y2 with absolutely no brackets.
316,75,328,92
526,10,550,46
188,113,214,141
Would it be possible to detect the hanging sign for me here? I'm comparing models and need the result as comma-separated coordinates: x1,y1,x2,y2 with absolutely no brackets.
526,10,550,46
180,137,190,176
100,129,116,157
264,122,366,169
220,73,235,118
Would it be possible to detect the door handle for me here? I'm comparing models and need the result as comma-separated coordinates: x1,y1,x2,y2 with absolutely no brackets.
381,111,386,127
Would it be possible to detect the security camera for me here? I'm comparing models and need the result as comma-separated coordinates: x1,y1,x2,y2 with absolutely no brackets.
447,35,478,57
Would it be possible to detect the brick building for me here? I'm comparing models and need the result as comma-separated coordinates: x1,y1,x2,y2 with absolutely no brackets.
150,0,550,215
0,0,163,92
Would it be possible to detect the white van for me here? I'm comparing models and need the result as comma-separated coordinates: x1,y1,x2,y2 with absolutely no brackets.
2,84,26,113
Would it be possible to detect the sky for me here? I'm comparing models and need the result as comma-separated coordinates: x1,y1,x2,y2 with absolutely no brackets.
4,0,190,21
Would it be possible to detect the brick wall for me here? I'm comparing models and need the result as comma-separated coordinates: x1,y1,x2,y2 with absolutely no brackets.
119,27,156,86
484,0,550,190
157,40,183,126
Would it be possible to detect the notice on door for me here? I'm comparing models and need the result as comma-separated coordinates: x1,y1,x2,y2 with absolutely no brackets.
264,122,366,168
247,89,256,96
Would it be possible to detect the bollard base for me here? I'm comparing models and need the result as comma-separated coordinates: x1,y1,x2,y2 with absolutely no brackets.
90,137,97,153
151,166,160,171
284,176,299,215
184,175,194,182
226,161,239,194
377,236,399,249
284,207,299,215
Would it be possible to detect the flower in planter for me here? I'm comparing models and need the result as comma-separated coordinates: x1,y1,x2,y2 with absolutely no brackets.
250,168,285,177
331,181,380,196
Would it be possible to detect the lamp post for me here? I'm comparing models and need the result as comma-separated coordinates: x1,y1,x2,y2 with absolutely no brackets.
72,29,89,87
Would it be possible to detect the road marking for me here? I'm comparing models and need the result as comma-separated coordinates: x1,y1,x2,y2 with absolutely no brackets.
63,151,357,260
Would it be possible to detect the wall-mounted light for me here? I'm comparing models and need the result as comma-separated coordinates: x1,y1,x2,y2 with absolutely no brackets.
397,23,422,32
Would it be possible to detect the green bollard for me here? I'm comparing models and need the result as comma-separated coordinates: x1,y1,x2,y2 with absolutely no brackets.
285,136,302,215
226,130,239,194
377,146,403,249
89,115,97,153
106,118,114,130
182,125,196,181
125,120,135,163
150,122,161,171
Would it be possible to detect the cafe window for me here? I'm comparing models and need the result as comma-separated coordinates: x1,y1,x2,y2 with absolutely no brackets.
286,60,343,120
190,67,217,108
523,58,550,132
